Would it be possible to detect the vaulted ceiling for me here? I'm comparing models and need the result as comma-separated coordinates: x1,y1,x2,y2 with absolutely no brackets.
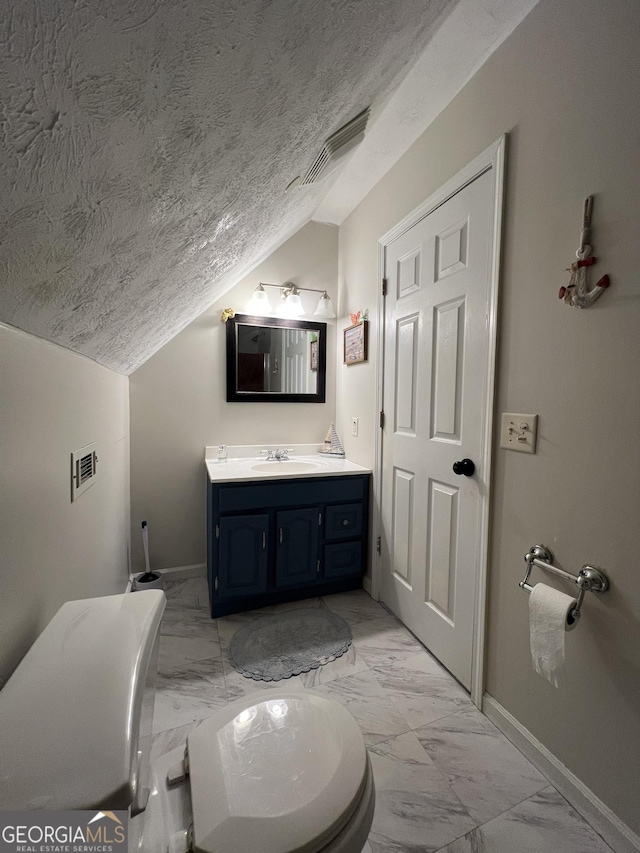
0,0,536,374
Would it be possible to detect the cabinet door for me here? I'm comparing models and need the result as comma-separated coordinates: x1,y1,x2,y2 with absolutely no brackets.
218,514,269,598
276,508,320,587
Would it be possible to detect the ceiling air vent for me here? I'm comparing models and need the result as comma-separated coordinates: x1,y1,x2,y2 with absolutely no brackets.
71,442,98,502
301,107,370,186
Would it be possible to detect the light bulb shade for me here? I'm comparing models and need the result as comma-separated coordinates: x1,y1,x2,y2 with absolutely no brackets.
247,285,272,316
313,292,335,318
281,292,305,317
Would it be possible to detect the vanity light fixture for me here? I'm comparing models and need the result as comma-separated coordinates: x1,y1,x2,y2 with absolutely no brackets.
246,283,273,316
247,282,336,319
313,291,336,318
280,284,305,318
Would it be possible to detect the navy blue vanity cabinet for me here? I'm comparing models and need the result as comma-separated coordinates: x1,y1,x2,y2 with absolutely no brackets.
207,473,370,617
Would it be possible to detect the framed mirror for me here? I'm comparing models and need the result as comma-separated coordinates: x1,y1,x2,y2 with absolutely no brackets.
226,313,327,403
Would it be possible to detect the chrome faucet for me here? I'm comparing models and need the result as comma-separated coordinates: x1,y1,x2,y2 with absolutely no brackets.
266,448,290,460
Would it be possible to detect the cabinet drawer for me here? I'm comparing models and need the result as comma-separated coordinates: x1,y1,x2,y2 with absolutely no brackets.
323,541,362,579
325,503,363,540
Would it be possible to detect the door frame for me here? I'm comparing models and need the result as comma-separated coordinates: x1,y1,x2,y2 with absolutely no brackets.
371,135,506,708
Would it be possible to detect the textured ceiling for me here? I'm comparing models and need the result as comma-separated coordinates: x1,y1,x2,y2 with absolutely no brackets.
0,0,536,374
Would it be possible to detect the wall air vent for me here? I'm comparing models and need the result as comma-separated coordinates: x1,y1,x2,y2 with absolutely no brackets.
71,442,98,502
301,107,371,186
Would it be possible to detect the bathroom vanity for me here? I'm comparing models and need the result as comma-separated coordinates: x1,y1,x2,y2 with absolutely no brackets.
206,448,370,617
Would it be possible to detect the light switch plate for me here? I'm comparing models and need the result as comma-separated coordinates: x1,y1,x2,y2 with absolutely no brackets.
500,413,538,454
351,417,359,437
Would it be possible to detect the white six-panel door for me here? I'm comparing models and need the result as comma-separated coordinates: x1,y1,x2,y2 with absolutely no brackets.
380,167,495,690
284,329,309,393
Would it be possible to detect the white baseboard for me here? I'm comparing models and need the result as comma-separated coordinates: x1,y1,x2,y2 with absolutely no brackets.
128,563,206,591
482,694,640,853
156,563,206,581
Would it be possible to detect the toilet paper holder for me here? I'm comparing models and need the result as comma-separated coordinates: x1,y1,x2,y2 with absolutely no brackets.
520,545,609,624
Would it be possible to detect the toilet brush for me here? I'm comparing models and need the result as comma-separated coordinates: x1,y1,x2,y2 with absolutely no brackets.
134,521,163,590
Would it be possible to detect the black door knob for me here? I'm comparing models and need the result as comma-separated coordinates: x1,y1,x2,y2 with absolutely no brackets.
453,458,475,476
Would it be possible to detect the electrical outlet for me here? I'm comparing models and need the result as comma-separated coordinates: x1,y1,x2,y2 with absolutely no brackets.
500,413,538,454
351,417,359,437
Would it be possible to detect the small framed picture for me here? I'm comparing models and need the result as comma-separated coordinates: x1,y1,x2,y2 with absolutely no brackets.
310,339,319,371
343,321,368,365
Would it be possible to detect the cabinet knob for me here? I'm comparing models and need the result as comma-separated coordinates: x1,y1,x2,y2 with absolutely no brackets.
343,519,349,526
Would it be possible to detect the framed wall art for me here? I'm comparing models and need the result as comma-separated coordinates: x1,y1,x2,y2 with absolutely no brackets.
343,320,368,365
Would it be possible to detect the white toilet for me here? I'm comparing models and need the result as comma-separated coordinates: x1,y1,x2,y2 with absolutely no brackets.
0,591,375,853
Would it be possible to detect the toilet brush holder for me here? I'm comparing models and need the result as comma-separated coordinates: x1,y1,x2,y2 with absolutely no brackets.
133,571,164,591
134,519,164,591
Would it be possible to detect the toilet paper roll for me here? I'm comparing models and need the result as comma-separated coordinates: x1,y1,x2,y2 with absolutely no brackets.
529,583,577,687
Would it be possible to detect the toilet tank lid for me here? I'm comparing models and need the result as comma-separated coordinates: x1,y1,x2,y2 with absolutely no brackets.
0,591,166,811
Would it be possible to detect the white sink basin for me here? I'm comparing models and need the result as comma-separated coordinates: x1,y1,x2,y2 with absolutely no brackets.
250,461,322,474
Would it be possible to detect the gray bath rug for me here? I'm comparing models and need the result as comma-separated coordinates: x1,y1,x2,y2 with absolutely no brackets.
228,608,352,681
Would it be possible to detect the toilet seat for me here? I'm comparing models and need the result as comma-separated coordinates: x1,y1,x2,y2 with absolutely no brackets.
185,690,370,853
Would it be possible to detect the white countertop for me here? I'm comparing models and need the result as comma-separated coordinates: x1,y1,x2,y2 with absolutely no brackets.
205,444,371,484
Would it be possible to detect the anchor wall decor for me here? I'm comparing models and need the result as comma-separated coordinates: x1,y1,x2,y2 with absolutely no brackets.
559,195,610,308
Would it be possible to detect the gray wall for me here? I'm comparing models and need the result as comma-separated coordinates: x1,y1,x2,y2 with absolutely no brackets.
337,0,640,834
0,324,130,686
129,222,338,572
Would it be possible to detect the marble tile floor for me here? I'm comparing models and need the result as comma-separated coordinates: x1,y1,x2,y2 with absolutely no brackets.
146,577,613,853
